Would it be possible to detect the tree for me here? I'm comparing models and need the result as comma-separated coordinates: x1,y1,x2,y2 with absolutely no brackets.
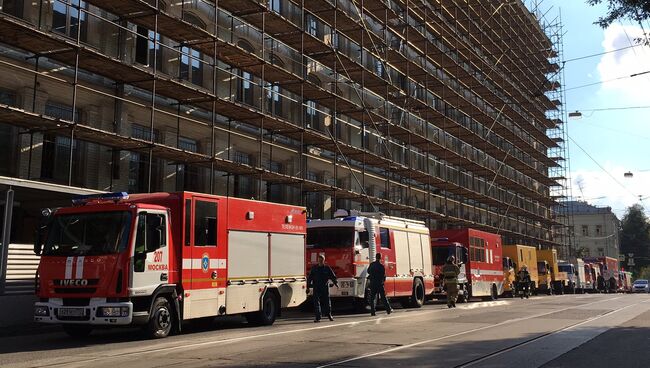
620,204,650,273
587,0,650,28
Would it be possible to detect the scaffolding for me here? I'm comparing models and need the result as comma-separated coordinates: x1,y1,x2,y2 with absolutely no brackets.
0,0,567,247
527,0,574,257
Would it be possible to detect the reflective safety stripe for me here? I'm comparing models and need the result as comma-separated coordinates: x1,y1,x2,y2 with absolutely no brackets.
75,256,84,278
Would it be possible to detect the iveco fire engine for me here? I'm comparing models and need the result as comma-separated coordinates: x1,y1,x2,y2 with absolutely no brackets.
431,229,505,301
33,192,307,338
306,210,434,309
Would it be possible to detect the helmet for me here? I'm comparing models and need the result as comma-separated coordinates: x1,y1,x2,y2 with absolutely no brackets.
447,256,456,263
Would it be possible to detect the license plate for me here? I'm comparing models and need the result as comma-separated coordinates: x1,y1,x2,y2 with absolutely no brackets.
58,308,85,317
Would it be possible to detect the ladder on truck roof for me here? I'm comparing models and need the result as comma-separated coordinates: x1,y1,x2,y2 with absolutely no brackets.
348,210,426,227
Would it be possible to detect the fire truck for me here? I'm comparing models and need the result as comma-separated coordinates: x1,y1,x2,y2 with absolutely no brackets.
584,256,620,292
33,192,307,338
306,210,434,309
430,229,505,301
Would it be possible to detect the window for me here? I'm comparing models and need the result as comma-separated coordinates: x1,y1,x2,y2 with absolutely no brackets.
581,225,588,236
306,14,317,37
129,124,160,193
135,27,163,72
1,0,24,18
52,0,87,41
180,46,203,86
184,199,191,246
266,83,282,116
269,0,281,13
597,247,605,256
134,212,167,272
469,236,486,262
194,200,217,246
176,137,200,191
595,225,602,236
305,100,321,129
237,71,254,106
379,228,390,248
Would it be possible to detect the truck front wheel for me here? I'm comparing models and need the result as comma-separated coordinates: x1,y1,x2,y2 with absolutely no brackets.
147,297,173,339
62,324,92,338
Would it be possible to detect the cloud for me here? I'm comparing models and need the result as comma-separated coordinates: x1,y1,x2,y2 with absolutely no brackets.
596,24,650,104
569,165,650,219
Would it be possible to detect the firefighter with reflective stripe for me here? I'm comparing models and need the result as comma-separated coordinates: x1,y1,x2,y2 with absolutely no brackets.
517,264,531,299
308,254,338,322
368,253,392,316
442,256,461,308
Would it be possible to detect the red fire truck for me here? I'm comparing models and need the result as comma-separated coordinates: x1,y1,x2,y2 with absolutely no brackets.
33,192,307,338
430,229,505,301
306,210,434,309
584,256,620,292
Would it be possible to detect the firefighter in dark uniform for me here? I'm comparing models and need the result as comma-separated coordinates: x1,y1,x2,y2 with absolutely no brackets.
308,254,338,322
442,256,461,308
368,253,392,316
517,265,531,299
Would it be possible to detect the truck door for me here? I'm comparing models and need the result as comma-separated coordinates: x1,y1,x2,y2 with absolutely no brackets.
378,227,396,296
131,210,170,294
186,196,225,319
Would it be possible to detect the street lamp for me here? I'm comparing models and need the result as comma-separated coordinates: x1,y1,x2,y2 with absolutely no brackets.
568,110,582,120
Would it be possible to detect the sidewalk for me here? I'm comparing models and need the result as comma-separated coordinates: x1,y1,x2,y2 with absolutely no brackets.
0,294,57,336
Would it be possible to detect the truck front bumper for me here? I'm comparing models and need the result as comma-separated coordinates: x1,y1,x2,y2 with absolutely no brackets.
34,298,133,325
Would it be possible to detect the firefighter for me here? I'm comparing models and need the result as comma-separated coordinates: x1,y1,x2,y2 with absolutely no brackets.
308,254,338,322
516,265,531,299
442,256,461,308
368,253,392,316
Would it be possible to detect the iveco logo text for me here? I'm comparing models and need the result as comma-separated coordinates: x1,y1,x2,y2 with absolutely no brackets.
56,279,89,286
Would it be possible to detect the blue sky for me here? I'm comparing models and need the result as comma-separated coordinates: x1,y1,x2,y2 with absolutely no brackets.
534,1,650,218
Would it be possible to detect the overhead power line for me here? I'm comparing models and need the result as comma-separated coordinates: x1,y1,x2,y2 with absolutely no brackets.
564,70,650,92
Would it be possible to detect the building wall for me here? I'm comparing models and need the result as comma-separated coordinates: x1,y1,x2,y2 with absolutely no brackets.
0,0,563,247
571,212,620,258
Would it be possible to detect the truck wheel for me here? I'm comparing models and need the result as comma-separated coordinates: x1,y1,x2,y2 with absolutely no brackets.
490,284,498,301
409,278,425,308
247,292,278,326
62,324,92,338
147,297,173,339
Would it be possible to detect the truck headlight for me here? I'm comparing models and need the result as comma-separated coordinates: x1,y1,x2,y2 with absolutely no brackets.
97,307,129,317
34,306,49,316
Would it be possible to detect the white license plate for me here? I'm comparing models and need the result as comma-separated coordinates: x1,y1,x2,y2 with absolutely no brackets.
58,308,85,317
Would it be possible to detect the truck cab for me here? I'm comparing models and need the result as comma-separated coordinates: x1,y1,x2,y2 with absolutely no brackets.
431,241,468,297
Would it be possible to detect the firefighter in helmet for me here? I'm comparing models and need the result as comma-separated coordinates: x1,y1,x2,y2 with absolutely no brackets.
517,264,531,299
308,254,338,322
442,255,461,308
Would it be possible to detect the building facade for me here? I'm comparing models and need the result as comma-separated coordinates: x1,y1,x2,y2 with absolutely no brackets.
0,0,568,293
564,201,621,259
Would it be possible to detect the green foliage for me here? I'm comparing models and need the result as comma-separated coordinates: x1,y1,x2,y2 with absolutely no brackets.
636,266,650,280
620,204,650,272
587,0,650,28
575,246,591,258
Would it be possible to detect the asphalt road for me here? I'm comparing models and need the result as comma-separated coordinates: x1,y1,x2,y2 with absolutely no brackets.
1,294,649,368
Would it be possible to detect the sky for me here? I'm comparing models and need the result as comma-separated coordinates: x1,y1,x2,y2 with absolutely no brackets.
531,0,650,219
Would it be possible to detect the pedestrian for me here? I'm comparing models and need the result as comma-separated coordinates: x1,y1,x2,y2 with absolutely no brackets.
367,253,392,316
442,255,461,308
307,254,338,322
517,265,531,299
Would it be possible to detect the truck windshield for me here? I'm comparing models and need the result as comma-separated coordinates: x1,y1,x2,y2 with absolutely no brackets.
432,246,452,265
43,211,132,256
307,227,355,248
538,262,548,275
558,265,573,273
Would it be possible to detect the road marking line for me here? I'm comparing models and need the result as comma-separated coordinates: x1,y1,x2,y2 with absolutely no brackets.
315,296,623,368
458,300,645,367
